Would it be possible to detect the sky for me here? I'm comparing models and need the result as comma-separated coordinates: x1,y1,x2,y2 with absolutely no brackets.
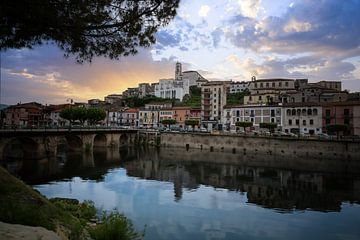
1,0,360,105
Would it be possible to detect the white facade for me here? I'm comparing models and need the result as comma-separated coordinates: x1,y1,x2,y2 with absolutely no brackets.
230,81,249,93
282,105,322,135
222,105,283,131
155,62,207,101
107,111,122,127
155,78,190,100
138,109,159,128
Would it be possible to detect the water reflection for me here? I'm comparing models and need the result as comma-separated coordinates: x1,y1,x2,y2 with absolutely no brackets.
2,147,360,240
2,147,359,213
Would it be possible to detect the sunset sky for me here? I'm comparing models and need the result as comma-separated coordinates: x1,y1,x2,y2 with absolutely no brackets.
1,0,360,105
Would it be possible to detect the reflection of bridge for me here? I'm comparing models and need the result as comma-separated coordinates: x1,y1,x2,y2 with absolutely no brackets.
0,129,140,161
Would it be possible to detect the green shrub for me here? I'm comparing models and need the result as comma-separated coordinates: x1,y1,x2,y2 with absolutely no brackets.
89,211,143,240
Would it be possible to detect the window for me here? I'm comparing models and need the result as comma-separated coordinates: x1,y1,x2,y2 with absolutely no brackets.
214,111,217,114
296,119,299,125
287,109,291,116
259,96,262,100
266,83,269,87
272,82,275,87
260,83,263,88
313,108,318,115
279,82,282,87
344,108,350,116
285,82,289,87
310,119,314,125
236,110,240,117
303,120,306,126
271,109,275,117
271,118,275,123
288,119,292,125
326,109,331,116
292,109,296,116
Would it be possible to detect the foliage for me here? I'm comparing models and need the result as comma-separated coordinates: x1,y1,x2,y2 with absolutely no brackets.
89,211,143,240
326,124,349,133
161,119,177,126
178,86,201,107
226,90,250,106
326,124,349,138
125,96,174,108
0,0,180,63
60,107,77,124
259,122,278,132
185,119,199,126
60,107,106,125
87,108,106,125
235,121,253,132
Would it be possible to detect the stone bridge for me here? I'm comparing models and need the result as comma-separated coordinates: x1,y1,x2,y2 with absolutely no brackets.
0,129,140,161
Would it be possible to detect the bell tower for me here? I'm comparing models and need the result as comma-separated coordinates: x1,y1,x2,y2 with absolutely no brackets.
175,62,182,80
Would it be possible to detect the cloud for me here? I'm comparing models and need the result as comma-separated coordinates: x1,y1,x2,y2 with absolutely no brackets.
1,45,178,104
238,0,262,18
198,5,210,17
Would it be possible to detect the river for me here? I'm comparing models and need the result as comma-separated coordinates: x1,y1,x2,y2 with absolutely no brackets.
2,147,360,240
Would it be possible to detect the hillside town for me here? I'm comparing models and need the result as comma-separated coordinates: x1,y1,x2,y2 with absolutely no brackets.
2,62,360,137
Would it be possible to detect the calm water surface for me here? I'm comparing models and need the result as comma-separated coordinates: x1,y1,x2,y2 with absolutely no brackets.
4,147,360,240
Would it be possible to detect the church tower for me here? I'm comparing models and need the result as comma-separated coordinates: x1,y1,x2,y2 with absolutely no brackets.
175,62,182,80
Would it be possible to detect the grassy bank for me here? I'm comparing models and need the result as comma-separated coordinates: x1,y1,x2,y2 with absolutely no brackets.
0,166,142,240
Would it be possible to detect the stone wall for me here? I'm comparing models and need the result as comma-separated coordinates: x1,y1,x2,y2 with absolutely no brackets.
160,133,360,162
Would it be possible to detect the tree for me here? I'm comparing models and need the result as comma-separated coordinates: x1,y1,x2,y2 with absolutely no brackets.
0,0,180,63
326,124,349,139
87,108,106,125
185,119,199,131
161,119,177,129
235,121,253,133
60,107,77,125
73,107,88,125
259,122,277,133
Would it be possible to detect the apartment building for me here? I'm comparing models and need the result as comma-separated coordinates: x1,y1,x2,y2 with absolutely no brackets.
322,101,360,136
120,108,139,127
229,81,249,93
201,81,230,130
248,78,295,95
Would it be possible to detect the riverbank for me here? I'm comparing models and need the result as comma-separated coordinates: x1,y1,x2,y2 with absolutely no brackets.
0,166,142,240
160,132,360,160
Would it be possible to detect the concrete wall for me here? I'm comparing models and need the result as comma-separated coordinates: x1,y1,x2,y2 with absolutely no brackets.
160,133,360,162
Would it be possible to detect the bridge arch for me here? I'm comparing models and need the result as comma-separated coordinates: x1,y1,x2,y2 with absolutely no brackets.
65,135,83,151
2,137,41,161
94,134,107,148
119,134,129,146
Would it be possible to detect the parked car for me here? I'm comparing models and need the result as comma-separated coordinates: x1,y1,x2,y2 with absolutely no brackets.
287,132,298,137
273,131,289,137
317,133,330,139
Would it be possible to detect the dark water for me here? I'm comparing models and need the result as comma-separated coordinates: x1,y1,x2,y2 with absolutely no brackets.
3,147,360,240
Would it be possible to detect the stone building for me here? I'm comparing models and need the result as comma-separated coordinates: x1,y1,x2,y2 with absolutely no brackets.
223,105,282,131
229,81,249,93
282,103,323,135
4,102,44,127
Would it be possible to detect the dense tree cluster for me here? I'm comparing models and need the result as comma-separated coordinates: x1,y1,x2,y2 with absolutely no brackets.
0,0,180,62
259,122,277,133
60,107,106,125
235,121,253,132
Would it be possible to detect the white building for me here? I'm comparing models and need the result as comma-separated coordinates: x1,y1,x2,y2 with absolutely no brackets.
201,81,230,130
282,103,322,135
155,78,189,100
223,105,283,131
120,108,139,127
230,81,249,93
155,62,207,101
